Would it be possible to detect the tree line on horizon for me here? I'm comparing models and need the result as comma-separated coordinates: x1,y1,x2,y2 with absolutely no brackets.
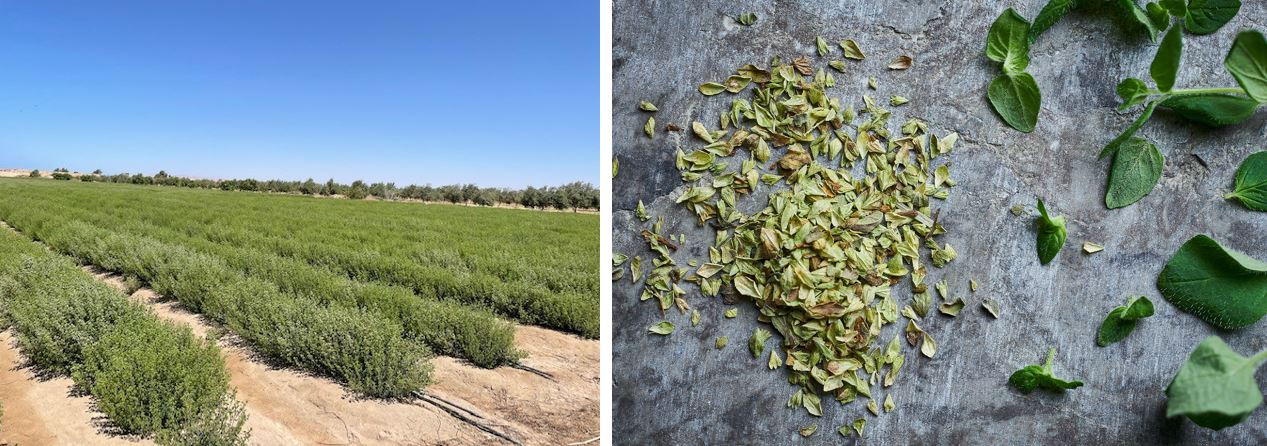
34,168,600,210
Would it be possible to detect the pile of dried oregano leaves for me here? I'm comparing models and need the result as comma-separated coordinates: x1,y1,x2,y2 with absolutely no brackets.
620,37,967,438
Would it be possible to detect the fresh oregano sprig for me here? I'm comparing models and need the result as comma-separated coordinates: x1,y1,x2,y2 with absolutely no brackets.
1009,347,1083,393
1096,296,1154,346
983,0,1229,133
1102,29,1267,209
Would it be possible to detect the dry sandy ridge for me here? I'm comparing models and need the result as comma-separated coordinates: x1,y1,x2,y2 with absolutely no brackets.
0,226,598,445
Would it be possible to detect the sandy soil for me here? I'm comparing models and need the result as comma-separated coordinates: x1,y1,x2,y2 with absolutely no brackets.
0,234,598,445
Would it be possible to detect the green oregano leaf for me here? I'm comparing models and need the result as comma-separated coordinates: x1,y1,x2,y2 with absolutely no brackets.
1145,2,1170,29
1158,94,1259,127
985,8,1031,74
1151,25,1183,93
1159,0,1186,17
1115,77,1150,110
1226,151,1267,211
1096,296,1155,347
1157,234,1267,330
1035,199,1067,265
1106,136,1164,209
1029,0,1076,43
1225,30,1267,103
988,72,1041,133
1119,0,1162,42
1184,0,1241,35
1166,336,1267,430
1009,348,1083,393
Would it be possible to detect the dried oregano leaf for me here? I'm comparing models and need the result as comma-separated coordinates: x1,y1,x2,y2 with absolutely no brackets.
839,39,865,59
749,328,771,357
724,308,738,318
648,321,674,335
639,100,658,112
643,116,655,138
982,298,1001,318
1083,241,1104,254
798,424,817,437
699,82,727,95
634,49,963,429
816,35,830,57
737,12,757,26
888,55,912,70
715,336,729,349
939,298,966,316
921,332,937,358
630,255,642,282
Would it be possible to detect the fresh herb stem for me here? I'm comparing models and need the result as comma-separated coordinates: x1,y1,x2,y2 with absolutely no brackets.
1044,347,1056,369
1147,87,1247,96
1251,349,1267,366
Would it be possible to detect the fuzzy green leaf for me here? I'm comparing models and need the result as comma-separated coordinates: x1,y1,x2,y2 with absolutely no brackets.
1116,77,1151,110
1009,348,1083,393
1227,151,1267,211
988,72,1041,133
1106,137,1164,209
1029,0,1077,43
1225,31,1267,103
1151,25,1183,93
1158,94,1259,127
1166,336,1267,430
1157,234,1267,330
1159,0,1186,16
1184,0,1241,35
1035,199,1066,265
1096,296,1155,347
1119,0,1162,42
986,8,1031,74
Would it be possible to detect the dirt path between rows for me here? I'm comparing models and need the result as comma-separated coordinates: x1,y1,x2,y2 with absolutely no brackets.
0,221,598,445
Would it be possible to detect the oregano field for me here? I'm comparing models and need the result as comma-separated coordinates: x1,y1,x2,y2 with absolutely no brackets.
0,177,599,444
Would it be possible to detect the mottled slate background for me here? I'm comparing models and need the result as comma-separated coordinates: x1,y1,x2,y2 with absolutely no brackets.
612,0,1267,444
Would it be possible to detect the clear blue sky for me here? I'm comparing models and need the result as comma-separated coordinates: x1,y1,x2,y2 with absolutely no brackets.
0,0,597,188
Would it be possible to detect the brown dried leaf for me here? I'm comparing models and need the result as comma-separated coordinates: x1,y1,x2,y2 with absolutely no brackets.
888,55,912,70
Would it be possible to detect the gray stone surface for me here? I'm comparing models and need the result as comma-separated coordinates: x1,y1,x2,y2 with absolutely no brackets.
612,1,1267,444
